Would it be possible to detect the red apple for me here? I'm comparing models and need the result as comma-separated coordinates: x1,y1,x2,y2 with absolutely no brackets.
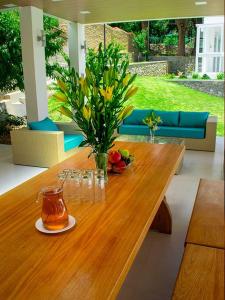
112,160,126,174
109,150,121,164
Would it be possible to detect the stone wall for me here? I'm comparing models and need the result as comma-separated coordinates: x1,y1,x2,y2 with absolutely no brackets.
149,56,195,74
129,61,168,76
172,80,224,97
85,24,134,54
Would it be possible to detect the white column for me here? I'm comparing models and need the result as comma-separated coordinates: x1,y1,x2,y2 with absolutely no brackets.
68,22,86,76
20,6,48,122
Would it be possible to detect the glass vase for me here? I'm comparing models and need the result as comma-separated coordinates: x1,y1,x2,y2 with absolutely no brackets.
149,129,155,143
95,153,108,183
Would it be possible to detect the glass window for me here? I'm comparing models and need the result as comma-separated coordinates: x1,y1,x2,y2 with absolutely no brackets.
198,57,203,72
199,29,204,53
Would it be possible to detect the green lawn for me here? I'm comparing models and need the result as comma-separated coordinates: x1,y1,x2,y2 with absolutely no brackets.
49,76,224,136
127,77,224,136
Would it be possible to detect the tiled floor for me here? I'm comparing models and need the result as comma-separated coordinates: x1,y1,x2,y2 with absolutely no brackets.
0,138,224,299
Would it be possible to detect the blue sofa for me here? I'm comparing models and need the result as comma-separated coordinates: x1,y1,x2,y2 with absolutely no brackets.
118,109,217,151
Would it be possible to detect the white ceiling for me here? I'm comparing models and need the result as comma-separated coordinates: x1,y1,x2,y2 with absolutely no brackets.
0,0,224,23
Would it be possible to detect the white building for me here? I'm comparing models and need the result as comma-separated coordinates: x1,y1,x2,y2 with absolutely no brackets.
196,16,224,78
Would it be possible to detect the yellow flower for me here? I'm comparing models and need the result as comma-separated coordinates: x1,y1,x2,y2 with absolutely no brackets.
58,107,73,119
122,74,130,87
83,105,91,121
124,86,138,100
53,92,67,103
118,105,134,121
57,80,67,92
79,77,85,87
100,86,114,101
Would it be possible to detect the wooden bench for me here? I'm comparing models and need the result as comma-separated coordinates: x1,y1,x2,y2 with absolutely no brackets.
186,179,224,249
172,244,224,300
172,179,224,299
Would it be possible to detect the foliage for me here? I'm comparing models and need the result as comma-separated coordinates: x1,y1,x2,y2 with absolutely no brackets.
49,43,138,154
110,22,142,33
163,33,178,46
0,10,66,93
0,109,26,136
143,111,162,131
192,72,200,79
201,73,211,80
163,73,176,79
216,72,224,80
133,30,148,57
178,71,188,79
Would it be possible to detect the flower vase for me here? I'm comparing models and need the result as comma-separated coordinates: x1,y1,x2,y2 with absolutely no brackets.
95,153,108,182
149,129,155,143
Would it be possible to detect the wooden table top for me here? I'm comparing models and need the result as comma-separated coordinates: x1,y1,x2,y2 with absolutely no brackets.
186,179,224,249
0,142,184,300
172,244,224,300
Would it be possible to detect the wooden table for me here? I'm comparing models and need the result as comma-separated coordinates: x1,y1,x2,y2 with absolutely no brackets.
185,179,224,249
0,142,184,300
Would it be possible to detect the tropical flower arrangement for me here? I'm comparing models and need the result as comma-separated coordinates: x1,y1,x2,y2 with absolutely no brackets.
49,43,138,181
143,112,162,141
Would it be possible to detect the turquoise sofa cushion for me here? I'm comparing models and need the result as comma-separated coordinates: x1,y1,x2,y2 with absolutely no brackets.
119,124,149,135
179,112,209,128
123,109,152,125
154,110,179,127
64,134,84,152
28,117,59,131
156,126,205,139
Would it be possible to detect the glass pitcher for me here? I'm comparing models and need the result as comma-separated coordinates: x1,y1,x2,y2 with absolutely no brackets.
37,186,69,230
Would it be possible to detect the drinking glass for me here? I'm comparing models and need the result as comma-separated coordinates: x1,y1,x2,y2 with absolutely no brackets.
80,169,94,202
94,169,106,202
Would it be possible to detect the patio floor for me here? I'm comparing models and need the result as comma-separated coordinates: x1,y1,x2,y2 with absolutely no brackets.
0,138,223,300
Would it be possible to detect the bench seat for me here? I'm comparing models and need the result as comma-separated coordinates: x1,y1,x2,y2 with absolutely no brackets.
172,244,224,300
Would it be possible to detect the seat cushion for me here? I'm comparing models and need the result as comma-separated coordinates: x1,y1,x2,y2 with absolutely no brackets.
156,126,205,139
64,134,84,152
123,109,152,125
28,117,59,131
154,110,179,127
119,124,149,135
179,112,209,128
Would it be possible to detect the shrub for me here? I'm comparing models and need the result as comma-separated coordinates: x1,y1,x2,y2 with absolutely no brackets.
178,71,187,79
0,109,26,136
192,72,200,79
201,74,211,80
163,33,178,46
217,72,224,80
163,73,176,79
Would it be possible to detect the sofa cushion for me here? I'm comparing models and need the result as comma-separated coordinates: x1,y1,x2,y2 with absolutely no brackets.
179,112,209,128
123,109,152,125
119,124,149,135
64,134,84,152
28,117,59,131
156,126,205,139
154,110,179,127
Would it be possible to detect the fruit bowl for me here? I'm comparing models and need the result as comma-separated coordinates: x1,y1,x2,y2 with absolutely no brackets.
108,149,134,174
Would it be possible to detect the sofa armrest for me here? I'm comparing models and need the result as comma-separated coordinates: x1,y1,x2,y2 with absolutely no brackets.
55,122,82,135
207,116,218,124
10,129,65,167
204,115,217,151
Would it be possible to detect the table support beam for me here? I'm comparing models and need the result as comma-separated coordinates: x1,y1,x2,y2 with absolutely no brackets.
151,197,172,234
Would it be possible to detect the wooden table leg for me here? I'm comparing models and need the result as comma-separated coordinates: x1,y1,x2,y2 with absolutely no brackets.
151,196,172,234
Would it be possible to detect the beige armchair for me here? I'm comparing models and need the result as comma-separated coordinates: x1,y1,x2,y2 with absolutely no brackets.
10,122,83,168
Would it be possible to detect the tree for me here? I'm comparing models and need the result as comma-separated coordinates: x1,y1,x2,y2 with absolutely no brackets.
175,19,187,56
133,30,149,60
0,10,66,93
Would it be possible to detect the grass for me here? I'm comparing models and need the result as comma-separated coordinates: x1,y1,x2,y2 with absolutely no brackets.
127,76,224,136
49,76,224,136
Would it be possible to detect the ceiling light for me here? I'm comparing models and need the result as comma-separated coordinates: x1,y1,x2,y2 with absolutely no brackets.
80,11,91,15
3,3,17,7
52,0,63,2
195,1,207,5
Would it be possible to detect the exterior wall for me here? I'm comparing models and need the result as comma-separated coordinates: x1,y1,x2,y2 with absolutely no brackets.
149,56,195,74
129,61,168,76
172,79,224,97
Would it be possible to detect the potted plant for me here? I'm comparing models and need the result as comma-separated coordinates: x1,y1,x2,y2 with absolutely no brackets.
143,112,162,142
50,43,138,181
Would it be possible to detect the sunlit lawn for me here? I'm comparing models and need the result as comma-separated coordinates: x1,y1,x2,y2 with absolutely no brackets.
49,76,224,136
